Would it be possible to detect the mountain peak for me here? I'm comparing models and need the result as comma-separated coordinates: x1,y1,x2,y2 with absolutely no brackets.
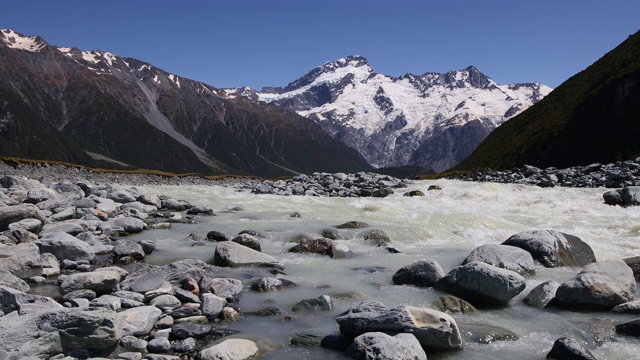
1,29,48,52
283,55,373,92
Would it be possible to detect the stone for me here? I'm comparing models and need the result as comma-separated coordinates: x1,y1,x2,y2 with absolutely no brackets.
172,337,197,353
622,186,640,206
60,289,97,303
40,221,86,236
200,277,243,298
38,308,122,352
251,277,296,292
107,189,137,204
100,217,146,235
199,338,259,360
616,318,640,337
546,337,596,360
331,243,355,258
2,228,39,244
113,239,145,261
40,253,61,277
89,294,122,310
431,295,478,314
404,190,425,197
321,228,342,240
0,285,62,314
214,241,279,268
118,306,163,336
207,230,231,242
147,337,171,353
150,294,182,310
7,218,43,234
35,231,95,262
171,321,212,339
556,259,635,310
0,268,30,292
120,335,148,352
346,332,427,360
360,229,391,247
523,281,560,308
463,244,536,275
611,300,640,314
436,261,526,306
187,205,214,215
60,270,122,295
137,239,156,255
603,189,623,205
292,295,333,312
392,260,444,287
0,204,46,231
287,237,334,256
231,234,261,251
502,230,596,268
174,287,200,304
200,293,227,319
336,221,370,229
290,333,323,348
336,303,464,351
137,194,162,208
0,243,43,278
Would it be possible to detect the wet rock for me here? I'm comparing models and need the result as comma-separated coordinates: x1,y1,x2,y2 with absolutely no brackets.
502,230,596,268
150,294,182,310
556,260,635,310
206,230,231,242
616,318,640,337
392,260,444,287
463,244,535,275
172,337,197,353
0,285,62,314
118,306,163,336
431,295,478,314
199,338,259,360
251,277,296,292
186,205,214,215
611,300,640,314
200,293,227,319
60,270,121,295
214,241,279,268
404,190,425,197
523,281,560,308
458,322,518,344
38,308,122,352
346,332,427,360
623,256,640,280
436,261,526,307
231,233,261,251
546,337,596,360
287,237,334,256
35,231,96,262
113,239,146,261
0,268,30,292
292,295,333,312
200,277,243,298
290,333,323,348
337,221,370,229
360,229,391,247
336,303,464,351
0,243,43,278
147,337,171,353
172,321,212,339
321,228,343,240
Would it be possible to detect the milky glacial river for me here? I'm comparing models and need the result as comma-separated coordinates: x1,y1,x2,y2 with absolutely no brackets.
129,180,640,359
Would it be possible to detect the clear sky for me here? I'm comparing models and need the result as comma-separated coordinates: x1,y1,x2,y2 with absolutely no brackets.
2,0,639,89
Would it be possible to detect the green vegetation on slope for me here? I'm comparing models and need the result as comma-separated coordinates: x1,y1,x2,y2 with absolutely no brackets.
452,30,640,172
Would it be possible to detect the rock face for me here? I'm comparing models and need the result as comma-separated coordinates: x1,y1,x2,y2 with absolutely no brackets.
336,301,464,351
436,261,526,306
462,244,535,275
501,230,596,268
392,260,444,287
555,260,636,310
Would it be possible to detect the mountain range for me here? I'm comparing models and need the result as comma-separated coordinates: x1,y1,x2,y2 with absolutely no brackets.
0,29,370,178
228,56,552,172
453,29,640,171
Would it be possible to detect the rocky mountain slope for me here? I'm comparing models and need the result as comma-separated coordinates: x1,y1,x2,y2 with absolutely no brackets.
453,30,640,172
0,29,371,177
228,56,552,172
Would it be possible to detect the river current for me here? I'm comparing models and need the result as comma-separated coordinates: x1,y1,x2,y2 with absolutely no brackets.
126,179,640,359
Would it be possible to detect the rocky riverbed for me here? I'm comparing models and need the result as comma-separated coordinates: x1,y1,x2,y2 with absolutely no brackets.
1,161,640,359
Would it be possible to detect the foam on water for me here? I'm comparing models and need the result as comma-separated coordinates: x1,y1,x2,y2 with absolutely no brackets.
124,180,640,359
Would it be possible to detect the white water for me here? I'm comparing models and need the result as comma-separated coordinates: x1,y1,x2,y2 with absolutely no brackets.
126,180,640,359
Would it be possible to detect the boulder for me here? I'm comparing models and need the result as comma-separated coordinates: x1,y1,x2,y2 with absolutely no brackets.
200,293,227,319
200,277,243,298
0,204,46,231
502,230,596,268
186,205,214,215
100,217,146,235
206,230,231,242
623,255,640,280
0,268,30,292
147,337,171,353
60,270,122,295
107,189,137,204
346,332,427,360
603,189,623,205
337,302,464,351
556,259,635,310
287,237,333,256
37,308,122,351
332,243,356,259
113,239,145,261
292,295,333,312
118,306,163,336
546,337,596,360
336,221,369,229
622,186,640,206
360,229,391,247
431,295,478,314
616,318,640,337
200,338,259,360
436,261,526,306
392,260,444,287
0,243,43,278
150,294,182,310
523,281,560,308
251,277,296,292
7,218,43,234
462,244,535,275
0,285,62,314
171,321,212,339
458,322,518,344
214,241,279,268
35,231,95,262
231,234,261,251
611,300,640,314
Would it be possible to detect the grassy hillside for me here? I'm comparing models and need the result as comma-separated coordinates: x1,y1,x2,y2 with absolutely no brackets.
452,30,640,172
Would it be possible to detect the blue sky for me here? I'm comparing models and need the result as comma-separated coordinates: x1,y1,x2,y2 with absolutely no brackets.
2,0,639,89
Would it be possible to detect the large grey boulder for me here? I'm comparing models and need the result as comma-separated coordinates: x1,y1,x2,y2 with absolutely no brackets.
336,302,464,351
0,285,62,314
35,231,95,262
214,241,279,268
555,259,635,310
94,197,119,217
113,239,145,261
392,260,444,287
0,204,46,231
200,277,243,298
37,308,122,352
462,244,535,275
622,186,640,206
458,322,518,344
120,259,216,294
346,332,427,360
59,270,122,295
118,306,163,336
436,261,526,306
546,337,596,360
292,295,333,312
502,230,596,268
287,237,334,256
0,268,30,292
107,189,137,204
200,293,227,319
523,281,560,308
100,216,146,235
200,338,259,360
0,243,43,278
0,310,62,358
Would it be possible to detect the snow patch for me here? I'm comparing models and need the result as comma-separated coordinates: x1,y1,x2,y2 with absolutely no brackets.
1,29,46,52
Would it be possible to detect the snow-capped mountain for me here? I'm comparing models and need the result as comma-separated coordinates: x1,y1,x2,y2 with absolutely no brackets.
0,29,370,176
227,55,552,172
